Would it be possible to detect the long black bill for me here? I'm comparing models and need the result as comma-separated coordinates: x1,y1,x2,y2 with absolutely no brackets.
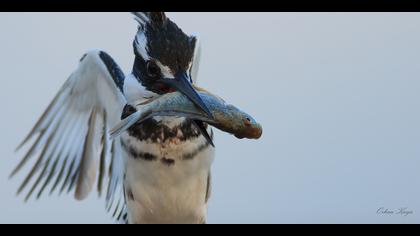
161,72,213,119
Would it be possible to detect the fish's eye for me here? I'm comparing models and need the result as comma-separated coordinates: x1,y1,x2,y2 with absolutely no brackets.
244,117,252,126
146,61,160,78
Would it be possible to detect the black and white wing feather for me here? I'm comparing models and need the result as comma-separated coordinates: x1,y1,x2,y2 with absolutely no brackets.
12,50,127,217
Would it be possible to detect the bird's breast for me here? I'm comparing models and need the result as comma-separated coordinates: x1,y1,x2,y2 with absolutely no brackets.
121,116,214,170
120,116,215,223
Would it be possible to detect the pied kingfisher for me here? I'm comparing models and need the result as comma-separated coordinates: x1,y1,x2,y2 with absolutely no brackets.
13,12,216,224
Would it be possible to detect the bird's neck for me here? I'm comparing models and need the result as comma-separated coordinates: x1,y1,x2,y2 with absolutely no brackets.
126,117,200,144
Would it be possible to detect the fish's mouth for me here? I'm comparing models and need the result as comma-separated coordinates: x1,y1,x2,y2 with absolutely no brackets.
211,118,262,140
234,125,263,139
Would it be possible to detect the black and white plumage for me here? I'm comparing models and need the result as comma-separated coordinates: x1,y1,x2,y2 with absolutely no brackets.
13,12,214,224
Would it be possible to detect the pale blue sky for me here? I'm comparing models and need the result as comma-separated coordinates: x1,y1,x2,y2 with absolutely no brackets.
1,13,420,223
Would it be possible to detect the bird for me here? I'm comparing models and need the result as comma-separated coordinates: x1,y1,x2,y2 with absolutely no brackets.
12,12,216,224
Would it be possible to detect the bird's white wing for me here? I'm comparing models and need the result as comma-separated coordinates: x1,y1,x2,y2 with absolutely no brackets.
13,50,128,220
191,35,201,83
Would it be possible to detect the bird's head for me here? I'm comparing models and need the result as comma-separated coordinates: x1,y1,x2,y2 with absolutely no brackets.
131,12,212,117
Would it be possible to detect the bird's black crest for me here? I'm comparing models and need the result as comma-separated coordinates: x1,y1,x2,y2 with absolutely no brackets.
132,12,167,27
132,12,196,77
149,12,167,26
145,21,194,72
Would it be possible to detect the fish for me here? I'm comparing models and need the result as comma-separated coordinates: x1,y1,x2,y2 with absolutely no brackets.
109,87,263,140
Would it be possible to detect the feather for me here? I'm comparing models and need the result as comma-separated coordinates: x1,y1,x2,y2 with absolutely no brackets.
75,108,99,200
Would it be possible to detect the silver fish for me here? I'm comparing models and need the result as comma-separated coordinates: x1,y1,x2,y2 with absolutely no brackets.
110,87,263,140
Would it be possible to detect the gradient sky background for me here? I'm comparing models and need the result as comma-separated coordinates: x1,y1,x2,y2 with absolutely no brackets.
1,13,420,223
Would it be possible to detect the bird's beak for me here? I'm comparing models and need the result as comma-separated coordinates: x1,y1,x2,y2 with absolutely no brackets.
160,71,213,119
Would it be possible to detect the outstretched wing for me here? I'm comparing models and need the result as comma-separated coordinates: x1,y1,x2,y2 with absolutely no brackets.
12,50,127,218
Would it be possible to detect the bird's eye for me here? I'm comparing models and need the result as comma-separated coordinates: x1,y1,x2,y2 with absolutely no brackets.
146,61,160,78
